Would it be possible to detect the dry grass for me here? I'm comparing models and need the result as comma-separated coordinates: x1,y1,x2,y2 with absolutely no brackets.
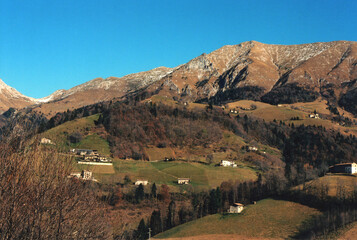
155,199,320,239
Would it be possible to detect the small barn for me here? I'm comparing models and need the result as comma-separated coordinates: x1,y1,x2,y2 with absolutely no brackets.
329,163,357,174
177,178,190,185
228,203,244,213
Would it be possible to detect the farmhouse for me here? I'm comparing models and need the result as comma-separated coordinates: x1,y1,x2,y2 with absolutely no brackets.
135,180,149,186
309,113,320,119
329,163,357,174
220,160,237,167
178,178,190,185
81,170,93,180
40,138,55,145
228,203,244,213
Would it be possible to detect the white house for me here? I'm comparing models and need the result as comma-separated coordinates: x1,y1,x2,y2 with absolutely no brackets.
228,203,244,213
177,178,190,185
329,163,357,174
309,113,320,119
220,160,237,167
135,180,149,186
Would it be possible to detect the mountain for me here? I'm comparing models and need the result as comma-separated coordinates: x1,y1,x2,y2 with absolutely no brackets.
0,79,37,112
2,40,357,116
145,41,357,109
30,67,175,116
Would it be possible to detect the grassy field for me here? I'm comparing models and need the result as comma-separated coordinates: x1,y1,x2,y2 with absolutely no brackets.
296,174,357,197
41,114,111,156
96,160,258,191
75,163,115,174
155,199,321,239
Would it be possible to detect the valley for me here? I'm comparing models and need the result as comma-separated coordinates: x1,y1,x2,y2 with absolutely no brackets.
1,40,357,240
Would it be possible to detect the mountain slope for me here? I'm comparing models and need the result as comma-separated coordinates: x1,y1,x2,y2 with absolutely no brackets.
31,67,174,116
148,41,356,106
0,79,36,112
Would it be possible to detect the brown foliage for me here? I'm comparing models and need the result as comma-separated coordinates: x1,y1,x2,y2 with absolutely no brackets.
0,143,111,240
159,184,171,204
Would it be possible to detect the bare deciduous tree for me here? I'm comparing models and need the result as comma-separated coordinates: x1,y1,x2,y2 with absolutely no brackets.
0,143,111,240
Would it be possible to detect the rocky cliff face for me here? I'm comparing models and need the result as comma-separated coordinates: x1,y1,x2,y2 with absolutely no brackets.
145,40,357,114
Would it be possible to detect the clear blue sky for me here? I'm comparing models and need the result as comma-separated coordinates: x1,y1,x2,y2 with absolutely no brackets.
1,0,356,98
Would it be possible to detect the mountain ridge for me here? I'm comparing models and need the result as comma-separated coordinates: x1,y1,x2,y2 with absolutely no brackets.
1,40,356,115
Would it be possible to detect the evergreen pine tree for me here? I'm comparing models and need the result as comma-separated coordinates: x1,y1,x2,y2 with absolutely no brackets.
151,183,157,199
135,184,145,203
166,200,176,229
136,219,148,240
149,210,162,236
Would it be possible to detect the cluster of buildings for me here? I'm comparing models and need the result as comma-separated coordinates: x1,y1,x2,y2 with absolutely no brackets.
70,149,111,163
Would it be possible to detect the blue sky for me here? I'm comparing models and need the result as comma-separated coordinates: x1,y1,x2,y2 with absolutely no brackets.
1,0,356,98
